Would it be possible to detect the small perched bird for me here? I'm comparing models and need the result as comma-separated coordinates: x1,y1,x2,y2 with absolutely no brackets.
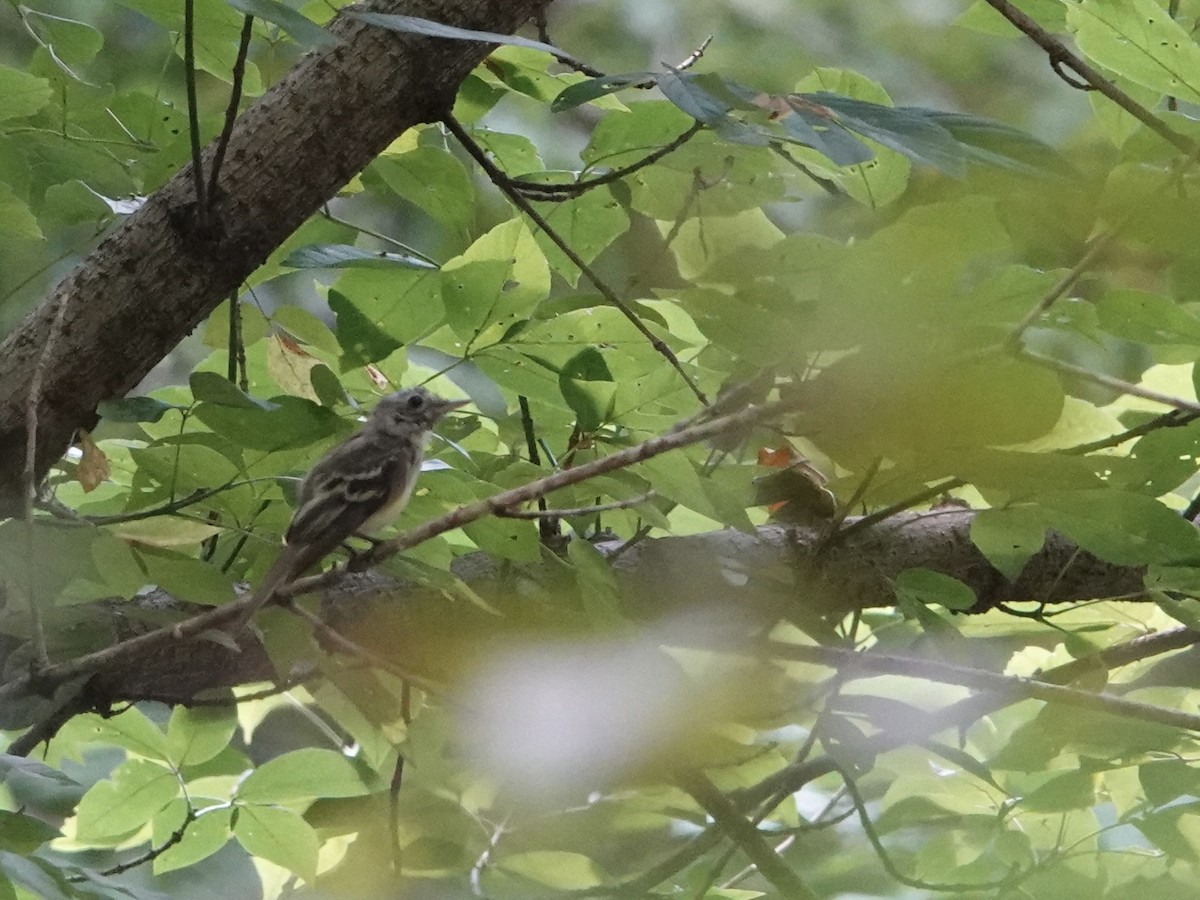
231,386,467,633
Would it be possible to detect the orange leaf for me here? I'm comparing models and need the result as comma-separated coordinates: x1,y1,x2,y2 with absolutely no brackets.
77,429,110,493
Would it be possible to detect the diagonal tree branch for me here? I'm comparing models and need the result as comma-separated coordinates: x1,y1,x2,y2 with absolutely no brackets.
0,0,555,516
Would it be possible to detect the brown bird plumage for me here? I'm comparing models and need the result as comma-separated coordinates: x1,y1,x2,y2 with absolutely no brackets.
232,386,466,633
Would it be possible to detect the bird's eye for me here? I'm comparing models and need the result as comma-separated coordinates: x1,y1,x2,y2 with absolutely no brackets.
406,394,425,410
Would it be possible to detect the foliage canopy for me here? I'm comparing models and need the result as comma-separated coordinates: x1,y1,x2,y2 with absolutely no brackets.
9,1,1200,898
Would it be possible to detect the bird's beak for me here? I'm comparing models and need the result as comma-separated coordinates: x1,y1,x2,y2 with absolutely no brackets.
439,398,470,415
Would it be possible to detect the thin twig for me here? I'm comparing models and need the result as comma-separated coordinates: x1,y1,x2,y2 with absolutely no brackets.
982,0,1193,153
674,769,818,900
0,396,798,708
1021,349,1200,413
506,122,704,199
767,641,1200,733
183,0,207,219
284,600,443,694
22,292,72,667
442,112,708,405
207,14,254,204
286,395,800,600
497,492,656,519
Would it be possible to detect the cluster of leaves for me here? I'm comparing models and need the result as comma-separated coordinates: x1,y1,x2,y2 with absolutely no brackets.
12,0,1200,898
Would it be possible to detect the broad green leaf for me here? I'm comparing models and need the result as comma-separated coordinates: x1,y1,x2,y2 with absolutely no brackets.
75,758,179,841
272,304,342,355
895,568,977,611
193,396,343,451
971,507,1047,581
559,347,615,431
1040,490,1200,566
552,71,655,111
74,708,171,761
167,706,238,767
373,148,474,232
1019,770,1098,812
0,183,42,240
135,547,237,604
1096,289,1200,345
233,804,318,884
331,267,446,356
0,66,52,121
152,801,232,874
531,185,630,286
497,850,609,890
223,0,336,47
1068,0,1200,104
330,286,406,368
19,11,104,69
237,748,378,802
97,396,185,423
347,12,578,63
190,371,272,410
0,811,58,854
657,71,731,124
283,244,438,271
443,219,550,344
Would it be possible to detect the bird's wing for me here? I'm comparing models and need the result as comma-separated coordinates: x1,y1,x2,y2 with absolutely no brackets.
285,435,411,548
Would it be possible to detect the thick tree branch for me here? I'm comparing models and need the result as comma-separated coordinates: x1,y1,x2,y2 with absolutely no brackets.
0,0,553,515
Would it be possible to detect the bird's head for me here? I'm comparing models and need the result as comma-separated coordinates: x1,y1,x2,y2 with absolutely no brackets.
370,386,468,436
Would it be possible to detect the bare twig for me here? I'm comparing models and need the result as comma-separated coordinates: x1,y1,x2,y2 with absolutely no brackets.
284,600,443,694
1020,350,1200,414
497,492,655,519
442,113,708,405
982,0,1193,153
208,15,254,205
22,292,72,666
767,641,1200,733
183,0,207,220
674,769,817,900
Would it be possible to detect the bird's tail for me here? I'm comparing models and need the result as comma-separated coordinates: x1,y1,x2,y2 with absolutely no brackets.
229,544,311,635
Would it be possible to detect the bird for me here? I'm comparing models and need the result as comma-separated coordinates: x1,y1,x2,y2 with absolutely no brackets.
230,386,467,633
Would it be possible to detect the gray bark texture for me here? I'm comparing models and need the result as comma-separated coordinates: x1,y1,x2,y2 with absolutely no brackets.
0,0,553,515
0,512,1145,743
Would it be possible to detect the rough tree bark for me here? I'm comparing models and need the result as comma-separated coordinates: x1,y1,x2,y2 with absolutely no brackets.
0,0,553,515
0,511,1146,733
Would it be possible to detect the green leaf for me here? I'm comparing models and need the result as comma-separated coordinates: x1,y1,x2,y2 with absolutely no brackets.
808,92,966,177
283,243,438,271
373,147,474,232
237,748,378,803
190,371,273,409
97,396,186,423
531,185,630,286
75,758,179,841
0,811,58,854
552,72,656,112
0,183,42,240
167,706,238,767
971,507,1047,581
222,0,337,47
0,66,52,121
153,801,232,874
1040,490,1200,566
233,803,318,884
347,12,578,63
559,347,615,431
895,568,977,611
497,850,609,890
21,11,104,70
194,396,343,451
74,708,171,761
657,71,731,124
443,219,551,344
1068,0,1200,103
328,288,402,367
